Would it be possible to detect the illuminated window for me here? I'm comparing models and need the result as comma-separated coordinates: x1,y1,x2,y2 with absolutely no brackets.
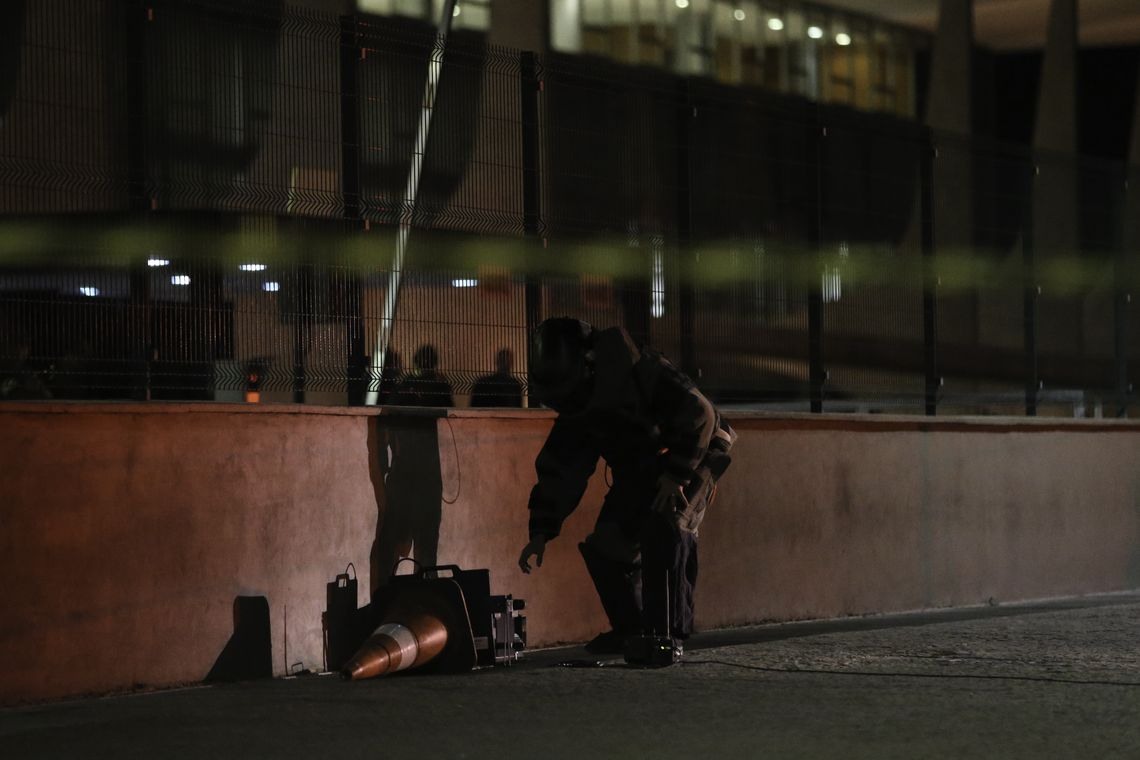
582,0,612,57
356,0,491,30
823,19,854,105
547,0,923,118
449,1,491,31
651,236,665,318
785,9,818,99
637,0,669,66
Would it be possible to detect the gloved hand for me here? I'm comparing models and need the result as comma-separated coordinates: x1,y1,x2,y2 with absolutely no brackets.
518,535,548,574
650,475,689,521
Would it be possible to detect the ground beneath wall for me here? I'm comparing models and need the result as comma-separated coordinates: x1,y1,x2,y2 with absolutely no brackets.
4,594,1140,759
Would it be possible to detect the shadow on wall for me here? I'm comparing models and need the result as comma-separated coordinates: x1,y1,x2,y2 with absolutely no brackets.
205,596,272,683
368,415,446,599
313,412,449,672
209,409,452,680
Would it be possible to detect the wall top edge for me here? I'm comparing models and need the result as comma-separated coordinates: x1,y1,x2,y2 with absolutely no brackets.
2,402,1139,433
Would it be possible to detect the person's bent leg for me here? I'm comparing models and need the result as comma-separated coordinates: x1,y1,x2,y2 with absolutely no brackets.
578,522,642,649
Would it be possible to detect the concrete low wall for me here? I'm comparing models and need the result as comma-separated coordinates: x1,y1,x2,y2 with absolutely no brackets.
1,403,1139,704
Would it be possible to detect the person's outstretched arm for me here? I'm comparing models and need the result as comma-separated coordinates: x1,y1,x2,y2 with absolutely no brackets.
518,419,599,573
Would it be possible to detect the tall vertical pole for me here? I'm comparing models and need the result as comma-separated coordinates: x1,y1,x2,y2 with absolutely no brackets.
1024,164,1039,416
809,123,826,413
341,15,366,406
520,50,542,398
921,135,939,415
677,81,697,380
1116,175,1131,417
293,264,312,404
126,0,153,400
365,0,457,405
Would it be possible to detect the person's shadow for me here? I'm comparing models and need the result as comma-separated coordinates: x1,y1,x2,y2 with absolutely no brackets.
367,345,453,598
367,415,445,596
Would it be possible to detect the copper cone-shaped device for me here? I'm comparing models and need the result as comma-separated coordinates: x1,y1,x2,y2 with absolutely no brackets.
340,574,478,680
341,610,449,680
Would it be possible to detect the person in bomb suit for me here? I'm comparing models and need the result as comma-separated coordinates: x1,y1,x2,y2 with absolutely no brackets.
517,318,736,655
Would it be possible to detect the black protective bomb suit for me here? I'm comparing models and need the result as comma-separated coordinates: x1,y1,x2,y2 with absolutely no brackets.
525,325,735,641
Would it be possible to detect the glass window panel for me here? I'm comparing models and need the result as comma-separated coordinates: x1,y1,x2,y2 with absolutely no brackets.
758,3,785,92
894,34,916,118
394,0,427,19
825,16,854,105
737,0,763,86
803,11,826,100
358,0,395,14
783,6,809,95
551,0,584,52
610,0,637,63
582,0,611,56
637,0,667,66
713,1,739,83
672,0,712,75
583,0,609,24
453,1,490,31
850,24,872,110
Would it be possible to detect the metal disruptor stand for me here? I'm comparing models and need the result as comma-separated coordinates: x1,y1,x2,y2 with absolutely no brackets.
623,570,677,668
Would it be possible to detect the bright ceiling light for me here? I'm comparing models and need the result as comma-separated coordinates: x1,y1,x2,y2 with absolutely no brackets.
171,275,191,286
733,8,745,21
239,263,268,272
767,18,784,31
79,286,99,297
452,278,478,288
836,32,852,46
807,26,823,39
263,281,280,292
675,0,689,8
147,257,169,267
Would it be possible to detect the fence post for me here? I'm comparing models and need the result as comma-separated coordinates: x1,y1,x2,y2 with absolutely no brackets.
677,82,697,382
1117,174,1132,417
341,15,366,406
809,123,825,413
1024,163,1039,416
520,50,542,362
126,0,153,399
293,265,313,404
921,134,939,416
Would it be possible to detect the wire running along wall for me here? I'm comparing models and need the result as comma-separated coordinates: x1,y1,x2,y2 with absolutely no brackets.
0,0,1135,414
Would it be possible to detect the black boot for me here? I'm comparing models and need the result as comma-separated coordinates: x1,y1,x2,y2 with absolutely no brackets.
584,630,627,655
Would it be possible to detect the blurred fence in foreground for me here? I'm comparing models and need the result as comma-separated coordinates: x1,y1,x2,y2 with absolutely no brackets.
0,0,1136,415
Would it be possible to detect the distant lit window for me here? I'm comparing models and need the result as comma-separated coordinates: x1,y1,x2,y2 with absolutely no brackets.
548,0,923,119
786,9,819,99
651,235,665,318
822,265,841,303
448,0,491,31
822,242,847,304
824,20,854,105
356,0,490,30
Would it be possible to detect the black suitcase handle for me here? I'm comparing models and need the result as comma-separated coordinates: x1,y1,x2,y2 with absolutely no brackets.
390,559,463,579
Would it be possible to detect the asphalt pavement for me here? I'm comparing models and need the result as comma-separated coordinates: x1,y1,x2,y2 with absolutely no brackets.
4,593,1140,759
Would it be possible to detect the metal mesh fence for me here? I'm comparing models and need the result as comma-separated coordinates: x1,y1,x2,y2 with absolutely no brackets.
0,0,1135,415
